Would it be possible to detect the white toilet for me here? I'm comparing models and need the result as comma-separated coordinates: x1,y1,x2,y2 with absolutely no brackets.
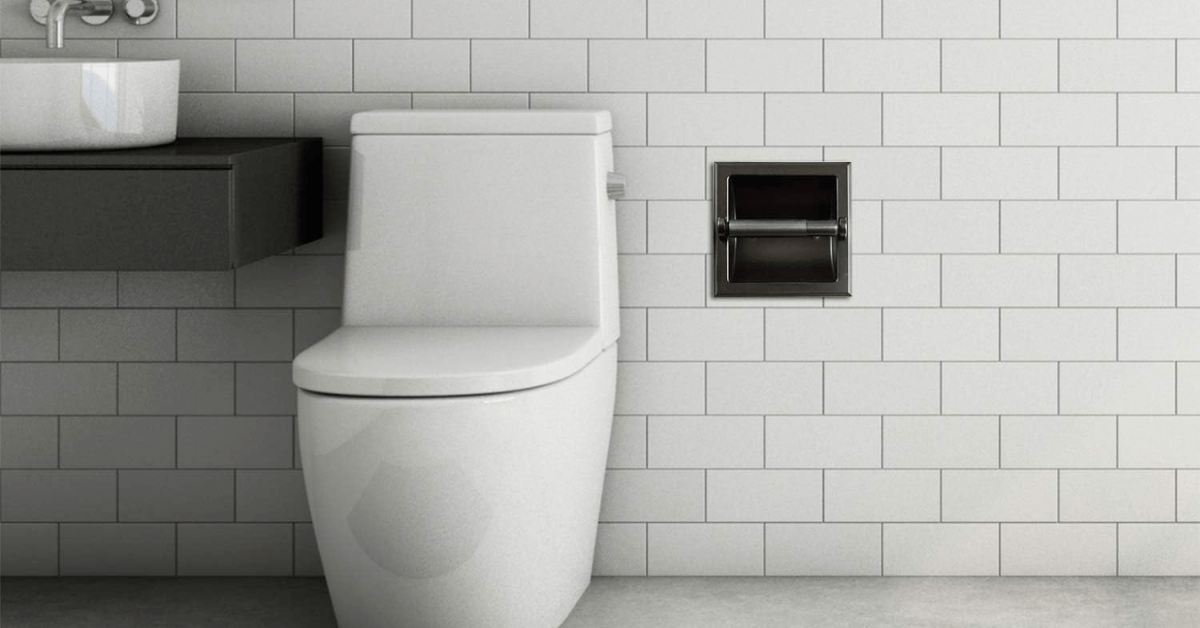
293,110,620,628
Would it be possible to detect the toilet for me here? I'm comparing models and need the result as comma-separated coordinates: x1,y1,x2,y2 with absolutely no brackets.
293,110,620,628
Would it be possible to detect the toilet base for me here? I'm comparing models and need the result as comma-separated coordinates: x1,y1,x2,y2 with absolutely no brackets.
298,347,616,628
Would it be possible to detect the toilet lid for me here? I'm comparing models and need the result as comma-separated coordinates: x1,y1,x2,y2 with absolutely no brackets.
293,325,604,397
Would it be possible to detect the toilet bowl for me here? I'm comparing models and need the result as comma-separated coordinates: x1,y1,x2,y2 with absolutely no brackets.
293,110,620,628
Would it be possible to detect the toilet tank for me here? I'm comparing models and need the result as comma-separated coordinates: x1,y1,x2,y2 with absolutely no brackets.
341,110,618,347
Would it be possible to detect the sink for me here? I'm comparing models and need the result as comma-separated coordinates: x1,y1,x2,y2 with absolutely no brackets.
0,58,179,151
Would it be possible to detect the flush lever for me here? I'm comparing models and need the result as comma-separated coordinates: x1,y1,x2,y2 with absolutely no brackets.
606,172,626,200
717,217,847,240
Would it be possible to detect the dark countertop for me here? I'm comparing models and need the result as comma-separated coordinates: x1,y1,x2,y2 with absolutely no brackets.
1,138,321,169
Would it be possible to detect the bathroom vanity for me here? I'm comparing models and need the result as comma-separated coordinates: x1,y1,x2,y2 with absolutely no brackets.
0,138,322,270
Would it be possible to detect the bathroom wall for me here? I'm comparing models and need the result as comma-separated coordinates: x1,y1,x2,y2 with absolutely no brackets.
2,0,1200,577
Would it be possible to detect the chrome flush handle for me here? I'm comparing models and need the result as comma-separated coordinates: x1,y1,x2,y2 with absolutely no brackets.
606,172,626,201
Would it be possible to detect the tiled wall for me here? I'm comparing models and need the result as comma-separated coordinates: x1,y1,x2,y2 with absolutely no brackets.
2,0,1200,577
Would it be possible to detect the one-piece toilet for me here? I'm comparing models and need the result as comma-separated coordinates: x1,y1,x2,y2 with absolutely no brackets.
293,110,620,628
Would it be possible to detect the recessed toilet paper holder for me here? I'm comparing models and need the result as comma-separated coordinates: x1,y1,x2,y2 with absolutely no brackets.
713,161,851,297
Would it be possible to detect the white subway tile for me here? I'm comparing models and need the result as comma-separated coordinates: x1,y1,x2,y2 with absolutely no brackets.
531,93,646,146
593,523,646,576
824,40,940,92
648,309,762,361
765,309,881,361
1060,363,1176,415
766,0,881,37
1120,95,1200,146
942,40,1058,93
943,148,1058,201
1180,472,1200,521
1119,309,1200,361
942,255,1058,307
648,94,763,147
884,416,998,469
589,40,705,92
615,362,706,415
119,40,233,92
884,94,998,147
0,40,116,58
823,148,940,201
1119,524,1200,576
600,470,705,522
708,41,822,93
295,0,408,37
614,147,706,200
648,416,763,469
177,0,292,38
1,272,115,308
707,470,823,522
883,0,997,37
1119,0,1200,38
1060,40,1176,92
1059,255,1175,307
617,254,705,307
616,203,648,254
1184,364,1200,414
1061,471,1176,522
766,523,882,576
647,524,763,576
1120,202,1200,253
471,40,587,92
1001,524,1116,576
766,416,882,469
412,0,526,37
1183,256,1200,306
411,93,528,109
530,0,645,38
766,95,881,146
235,40,351,92
883,309,998,362
943,470,1058,522
853,201,883,254
648,0,762,38
608,415,646,469
884,524,999,576
943,363,1059,415
354,40,469,92
1001,416,1117,469
883,201,998,254
1001,201,1116,253
1119,416,1200,468
295,95,410,148
707,363,823,415
1001,95,1116,147
178,94,293,138
1062,148,1176,200
1001,309,1116,361
1000,0,1116,38
825,363,941,416
647,202,707,254
1182,41,1200,92
825,470,941,522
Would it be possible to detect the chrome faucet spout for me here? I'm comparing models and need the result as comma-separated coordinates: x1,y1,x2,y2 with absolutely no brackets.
43,0,111,48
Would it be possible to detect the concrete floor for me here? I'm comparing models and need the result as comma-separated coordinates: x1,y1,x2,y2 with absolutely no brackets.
2,577,1197,628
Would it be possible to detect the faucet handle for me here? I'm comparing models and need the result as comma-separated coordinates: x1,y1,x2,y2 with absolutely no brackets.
123,0,156,24
80,0,112,25
29,0,50,25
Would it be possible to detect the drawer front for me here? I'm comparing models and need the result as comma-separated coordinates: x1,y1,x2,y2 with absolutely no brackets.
1,169,232,270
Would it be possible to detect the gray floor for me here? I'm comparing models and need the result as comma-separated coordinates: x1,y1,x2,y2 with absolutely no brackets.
2,577,1198,628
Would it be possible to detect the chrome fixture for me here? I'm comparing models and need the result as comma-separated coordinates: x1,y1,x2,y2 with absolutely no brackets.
30,0,113,48
606,172,626,200
123,0,157,25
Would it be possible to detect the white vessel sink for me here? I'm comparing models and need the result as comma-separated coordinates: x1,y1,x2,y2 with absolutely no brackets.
0,58,179,151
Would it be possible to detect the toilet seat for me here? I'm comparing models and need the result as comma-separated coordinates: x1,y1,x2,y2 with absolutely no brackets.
293,325,602,398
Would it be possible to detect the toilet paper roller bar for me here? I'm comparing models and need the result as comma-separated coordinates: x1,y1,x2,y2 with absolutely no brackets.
717,217,847,240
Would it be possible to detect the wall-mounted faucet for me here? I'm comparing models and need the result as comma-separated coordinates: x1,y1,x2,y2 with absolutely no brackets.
29,0,158,48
